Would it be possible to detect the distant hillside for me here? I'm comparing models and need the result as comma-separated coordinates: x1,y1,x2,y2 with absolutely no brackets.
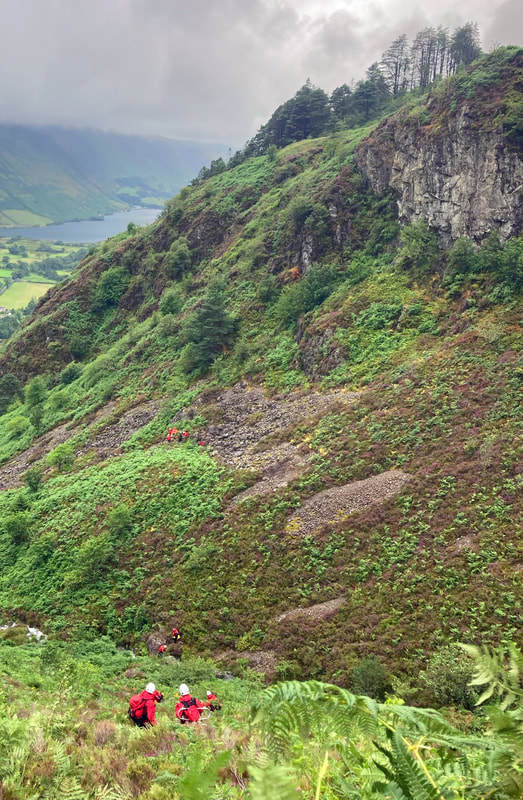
0,125,223,226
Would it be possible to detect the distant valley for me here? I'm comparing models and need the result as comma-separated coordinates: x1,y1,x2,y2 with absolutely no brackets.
0,124,224,226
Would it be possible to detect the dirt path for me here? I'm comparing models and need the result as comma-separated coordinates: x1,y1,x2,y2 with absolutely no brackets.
286,469,411,536
276,596,347,624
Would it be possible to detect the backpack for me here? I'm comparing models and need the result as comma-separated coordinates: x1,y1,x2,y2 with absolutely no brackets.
128,694,147,724
182,696,201,722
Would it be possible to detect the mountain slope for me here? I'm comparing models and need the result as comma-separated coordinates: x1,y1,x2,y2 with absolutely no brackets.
0,125,223,225
0,48,521,686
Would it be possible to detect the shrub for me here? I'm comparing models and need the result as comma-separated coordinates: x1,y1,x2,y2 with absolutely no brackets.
0,373,23,415
25,376,47,408
94,267,130,308
24,466,43,493
271,282,305,327
272,264,337,328
29,404,44,434
4,512,31,545
59,363,82,385
49,388,70,411
396,220,439,273
447,237,479,276
419,644,478,709
480,231,523,289
287,196,315,231
182,280,237,372
257,274,280,305
107,504,133,540
6,415,29,439
351,655,392,700
159,287,184,316
76,534,115,582
165,237,191,279
83,354,116,388
47,442,75,472
69,333,90,360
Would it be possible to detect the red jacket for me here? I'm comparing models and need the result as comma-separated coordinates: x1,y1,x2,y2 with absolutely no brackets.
175,693,205,722
205,693,217,706
140,690,162,725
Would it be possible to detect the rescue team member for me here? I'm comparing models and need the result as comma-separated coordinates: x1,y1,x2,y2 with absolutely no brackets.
157,643,167,655
175,684,206,724
128,683,163,727
205,690,221,711
171,627,181,643
166,429,190,443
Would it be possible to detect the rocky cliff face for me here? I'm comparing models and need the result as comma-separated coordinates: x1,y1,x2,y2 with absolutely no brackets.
356,105,523,246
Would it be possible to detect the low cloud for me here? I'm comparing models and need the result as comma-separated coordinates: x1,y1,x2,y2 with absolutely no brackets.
0,0,517,145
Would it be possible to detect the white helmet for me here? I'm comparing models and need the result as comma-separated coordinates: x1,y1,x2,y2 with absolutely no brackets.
145,682,156,693
206,691,212,697
179,683,189,695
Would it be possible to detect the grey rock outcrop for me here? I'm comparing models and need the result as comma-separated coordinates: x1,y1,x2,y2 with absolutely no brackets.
356,105,523,246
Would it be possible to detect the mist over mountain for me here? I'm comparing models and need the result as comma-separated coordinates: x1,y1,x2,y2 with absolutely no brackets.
0,125,224,226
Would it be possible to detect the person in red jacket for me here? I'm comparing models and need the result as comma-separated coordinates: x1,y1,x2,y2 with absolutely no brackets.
128,682,163,727
171,627,181,643
175,683,205,724
205,690,221,711
157,643,167,655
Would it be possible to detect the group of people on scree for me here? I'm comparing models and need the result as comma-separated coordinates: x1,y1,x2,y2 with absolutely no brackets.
128,626,222,727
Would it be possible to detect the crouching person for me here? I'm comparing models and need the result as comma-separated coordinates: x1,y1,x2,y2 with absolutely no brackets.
175,683,205,724
128,682,163,727
205,690,221,712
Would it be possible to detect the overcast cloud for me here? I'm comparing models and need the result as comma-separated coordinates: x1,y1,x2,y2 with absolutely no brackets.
0,0,521,145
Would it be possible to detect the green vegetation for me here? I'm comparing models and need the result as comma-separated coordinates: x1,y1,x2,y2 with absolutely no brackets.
0,237,88,340
0,636,520,799
0,46,520,799
0,279,54,308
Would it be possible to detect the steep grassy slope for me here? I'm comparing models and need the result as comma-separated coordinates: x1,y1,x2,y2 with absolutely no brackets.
0,50,521,691
1,634,518,800
0,125,223,225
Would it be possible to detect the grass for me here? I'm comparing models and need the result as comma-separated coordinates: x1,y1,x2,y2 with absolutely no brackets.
0,280,54,307
0,209,52,226
0,634,518,799
0,48,520,694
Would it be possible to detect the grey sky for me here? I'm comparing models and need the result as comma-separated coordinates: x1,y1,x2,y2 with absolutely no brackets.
1,0,521,145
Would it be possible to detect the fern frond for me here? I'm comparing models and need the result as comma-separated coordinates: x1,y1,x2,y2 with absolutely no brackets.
94,785,131,800
458,642,523,709
55,777,88,800
248,764,299,800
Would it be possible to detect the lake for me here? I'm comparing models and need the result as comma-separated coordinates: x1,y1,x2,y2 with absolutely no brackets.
0,207,162,243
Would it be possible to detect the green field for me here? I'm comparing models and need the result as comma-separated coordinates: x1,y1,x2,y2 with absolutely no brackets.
0,209,52,226
0,280,53,307
0,236,85,266
0,237,87,315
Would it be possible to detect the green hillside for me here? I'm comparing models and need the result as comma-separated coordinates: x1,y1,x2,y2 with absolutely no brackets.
0,125,224,226
0,47,521,799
